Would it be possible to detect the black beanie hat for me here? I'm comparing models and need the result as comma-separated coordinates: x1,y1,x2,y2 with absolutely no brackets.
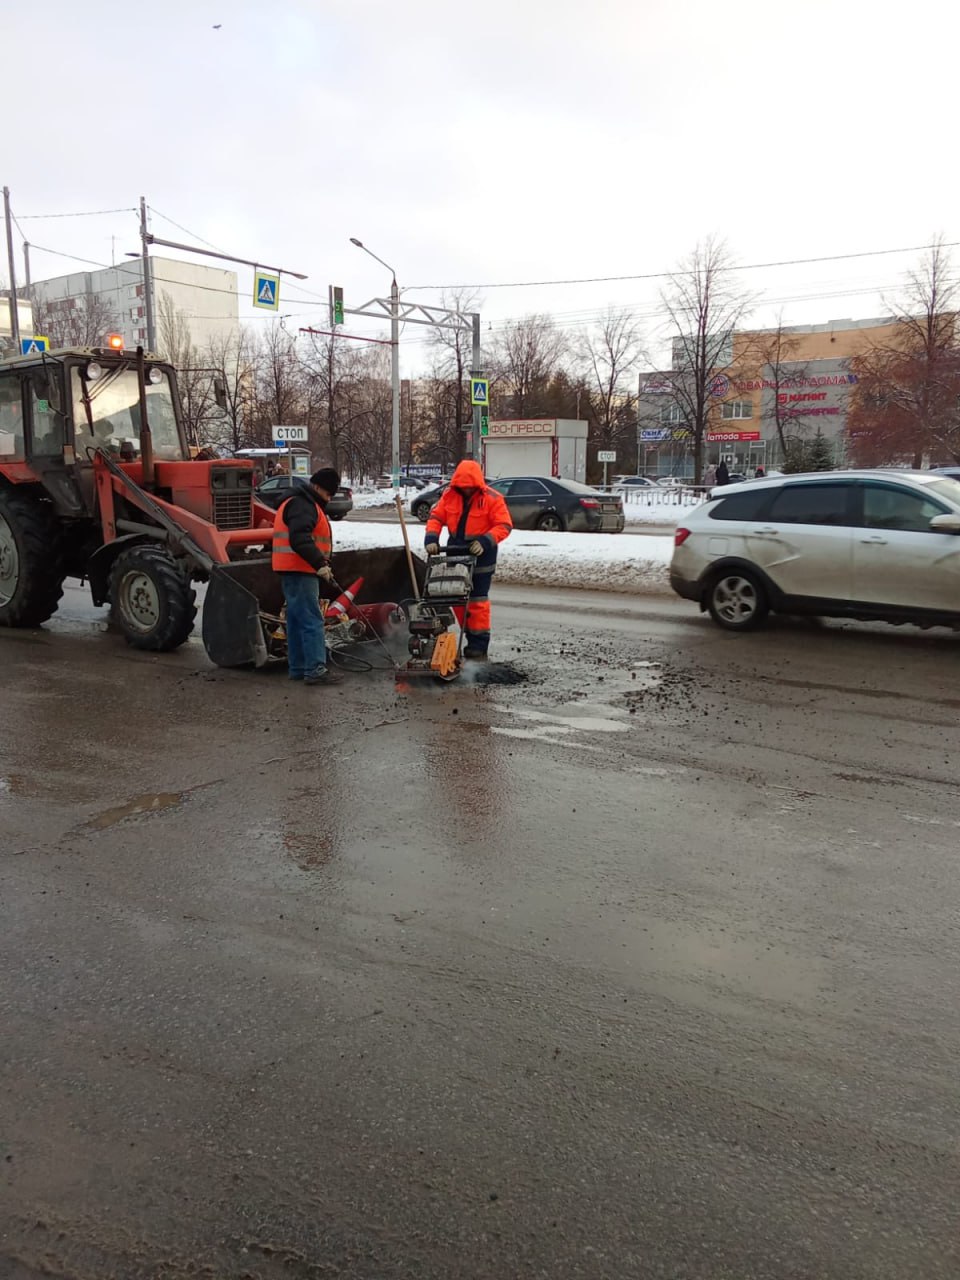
311,467,341,493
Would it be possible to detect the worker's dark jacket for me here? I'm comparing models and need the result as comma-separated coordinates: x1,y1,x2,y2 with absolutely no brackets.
272,488,331,574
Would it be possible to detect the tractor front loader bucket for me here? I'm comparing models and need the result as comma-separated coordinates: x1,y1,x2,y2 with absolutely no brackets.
202,559,281,668
331,547,425,606
201,548,425,669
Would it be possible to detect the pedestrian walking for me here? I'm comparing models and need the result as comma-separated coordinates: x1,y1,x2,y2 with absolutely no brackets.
754,464,766,478
704,463,718,487
272,467,343,686
716,459,730,486
423,460,513,659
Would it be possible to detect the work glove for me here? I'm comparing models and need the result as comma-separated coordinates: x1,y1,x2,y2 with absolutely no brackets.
425,542,441,555
317,565,335,582
468,539,485,556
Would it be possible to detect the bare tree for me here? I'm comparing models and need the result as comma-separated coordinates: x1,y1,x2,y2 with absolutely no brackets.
155,292,222,447
252,323,304,443
579,308,644,465
743,314,820,469
31,292,121,349
660,238,753,483
489,314,567,416
847,238,960,466
204,327,257,452
426,288,479,462
301,329,378,472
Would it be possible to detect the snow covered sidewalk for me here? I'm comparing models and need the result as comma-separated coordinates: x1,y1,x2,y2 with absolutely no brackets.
334,522,674,594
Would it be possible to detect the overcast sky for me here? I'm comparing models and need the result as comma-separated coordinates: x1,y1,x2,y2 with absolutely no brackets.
4,0,959,368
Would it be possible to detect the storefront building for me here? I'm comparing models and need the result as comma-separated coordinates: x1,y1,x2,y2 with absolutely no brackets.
637,317,900,476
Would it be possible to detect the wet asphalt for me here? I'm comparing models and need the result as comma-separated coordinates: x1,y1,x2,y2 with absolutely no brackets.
1,582,959,1279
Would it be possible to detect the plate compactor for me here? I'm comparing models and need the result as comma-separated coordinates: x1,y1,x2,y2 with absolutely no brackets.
399,549,475,683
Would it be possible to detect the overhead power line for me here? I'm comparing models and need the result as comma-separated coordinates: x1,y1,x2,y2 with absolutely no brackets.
17,207,136,220
148,206,230,256
405,240,960,292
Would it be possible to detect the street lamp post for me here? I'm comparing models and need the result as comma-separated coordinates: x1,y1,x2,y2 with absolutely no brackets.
350,238,400,489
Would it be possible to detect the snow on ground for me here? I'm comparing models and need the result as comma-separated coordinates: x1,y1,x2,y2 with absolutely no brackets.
334,522,674,594
349,485,419,511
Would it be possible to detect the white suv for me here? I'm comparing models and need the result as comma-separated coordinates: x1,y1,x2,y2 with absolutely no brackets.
670,470,960,631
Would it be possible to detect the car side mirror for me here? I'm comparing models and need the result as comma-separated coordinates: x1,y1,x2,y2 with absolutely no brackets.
929,512,960,533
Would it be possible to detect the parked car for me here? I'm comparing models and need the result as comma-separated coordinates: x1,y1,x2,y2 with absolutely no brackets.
610,474,659,489
671,470,960,632
931,466,960,481
411,483,446,522
255,474,354,520
487,476,624,532
412,476,624,532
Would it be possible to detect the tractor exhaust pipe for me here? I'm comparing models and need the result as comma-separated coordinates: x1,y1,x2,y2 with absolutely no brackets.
136,345,154,486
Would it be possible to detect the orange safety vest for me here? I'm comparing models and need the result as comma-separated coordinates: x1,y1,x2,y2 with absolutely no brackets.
272,497,333,574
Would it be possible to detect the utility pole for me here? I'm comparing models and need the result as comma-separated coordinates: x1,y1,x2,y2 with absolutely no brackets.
469,312,482,462
139,195,156,351
3,186,21,347
390,274,400,488
22,241,31,299
350,239,402,487
335,255,481,475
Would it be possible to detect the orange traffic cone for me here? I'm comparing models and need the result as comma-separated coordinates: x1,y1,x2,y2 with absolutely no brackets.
326,577,364,620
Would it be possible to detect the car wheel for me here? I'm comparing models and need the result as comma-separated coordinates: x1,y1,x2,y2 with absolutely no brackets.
328,512,345,521
536,512,565,533
706,568,769,632
414,502,431,523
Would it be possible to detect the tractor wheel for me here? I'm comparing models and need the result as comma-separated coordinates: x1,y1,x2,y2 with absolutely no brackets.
109,545,197,652
0,489,65,628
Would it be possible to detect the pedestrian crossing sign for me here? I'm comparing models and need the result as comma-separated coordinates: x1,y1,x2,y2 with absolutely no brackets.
20,335,49,355
253,270,280,310
471,377,489,406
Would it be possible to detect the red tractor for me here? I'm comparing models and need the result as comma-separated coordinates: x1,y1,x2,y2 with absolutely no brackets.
0,340,412,666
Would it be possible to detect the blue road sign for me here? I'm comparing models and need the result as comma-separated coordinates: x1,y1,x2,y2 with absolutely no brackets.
253,271,280,310
20,335,49,355
470,377,489,406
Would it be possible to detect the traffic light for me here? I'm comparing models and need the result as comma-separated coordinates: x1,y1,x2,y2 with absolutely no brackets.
330,286,344,326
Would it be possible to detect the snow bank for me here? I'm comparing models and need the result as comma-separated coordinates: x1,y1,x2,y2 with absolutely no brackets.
334,522,674,595
349,485,419,511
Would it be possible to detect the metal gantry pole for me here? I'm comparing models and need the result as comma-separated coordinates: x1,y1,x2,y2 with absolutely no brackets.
390,275,400,488
139,196,156,351
3,186,21,347
22,241,31,299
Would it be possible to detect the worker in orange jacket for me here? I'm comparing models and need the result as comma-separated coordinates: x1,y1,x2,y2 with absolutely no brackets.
424,459,513,658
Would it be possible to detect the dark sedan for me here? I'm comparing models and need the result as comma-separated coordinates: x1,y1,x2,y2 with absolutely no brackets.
412,475,623,532
489,476,624,532
255,474,354,520
411,483,446,522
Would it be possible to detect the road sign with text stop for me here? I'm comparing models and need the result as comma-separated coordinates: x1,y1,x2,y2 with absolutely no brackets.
273,425,308,444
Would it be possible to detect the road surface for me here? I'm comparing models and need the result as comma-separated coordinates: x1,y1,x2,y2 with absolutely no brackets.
1,582,958,1278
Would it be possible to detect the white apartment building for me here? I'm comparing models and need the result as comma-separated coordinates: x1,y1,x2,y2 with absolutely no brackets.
0,294,34,351
31,257,239,353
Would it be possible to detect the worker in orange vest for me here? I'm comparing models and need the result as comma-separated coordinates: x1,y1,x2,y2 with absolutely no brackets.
272,467,343,686
424,459,513,658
